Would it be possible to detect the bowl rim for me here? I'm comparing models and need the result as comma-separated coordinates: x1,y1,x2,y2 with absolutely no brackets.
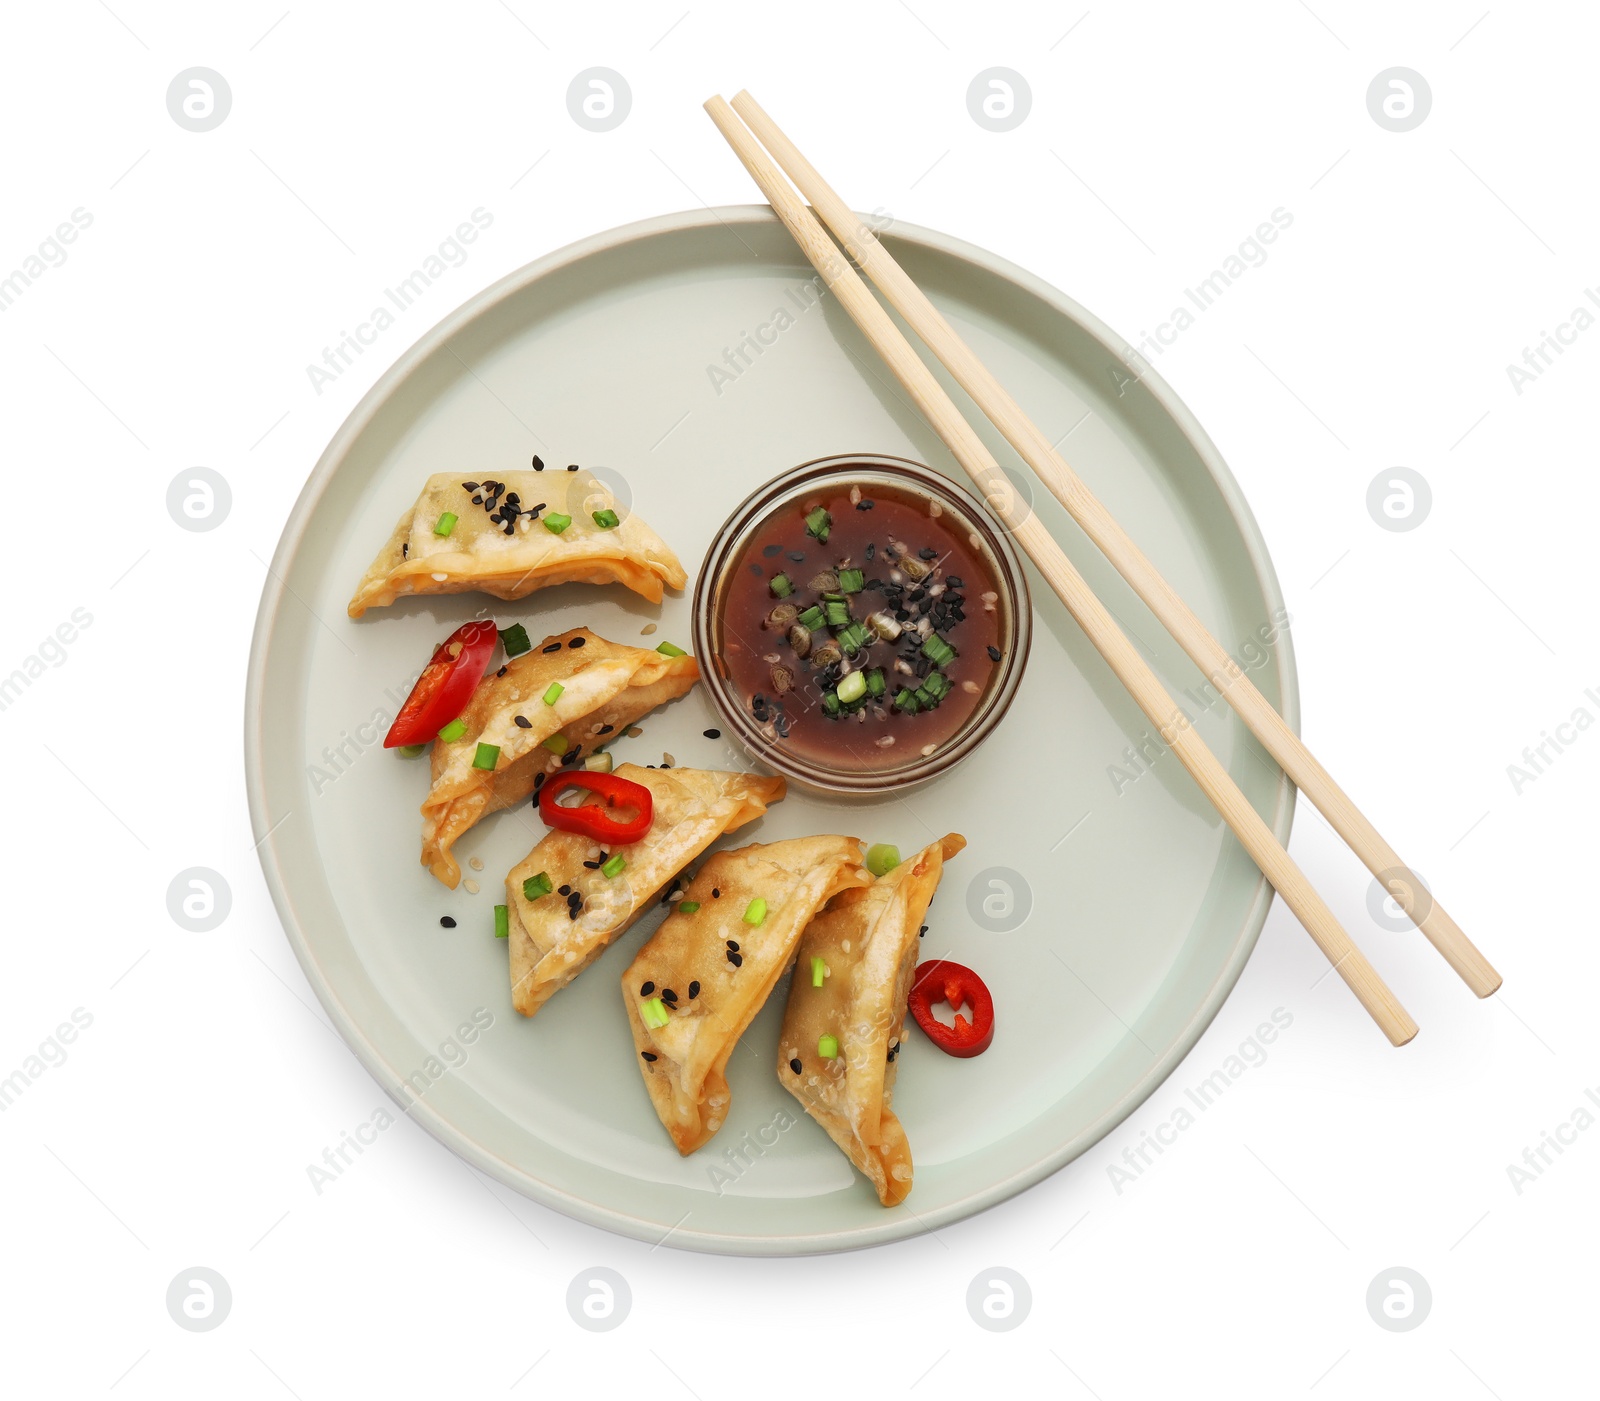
691,452,1033,795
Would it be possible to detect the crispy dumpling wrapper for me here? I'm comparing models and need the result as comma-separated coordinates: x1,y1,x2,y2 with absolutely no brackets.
348,470,687,617
506,765,786,1017
622,836,870,1156
419,629,698,888
778,833,966,1206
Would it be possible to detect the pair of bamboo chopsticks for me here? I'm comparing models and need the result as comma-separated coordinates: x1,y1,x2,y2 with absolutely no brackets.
705,90,1502,1046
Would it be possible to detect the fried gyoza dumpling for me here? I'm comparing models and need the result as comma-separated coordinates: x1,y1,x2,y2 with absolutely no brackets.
420,629,698,888
778,834,965,1205
506,765,786,1016
348,469,687,617
622,836,870,1155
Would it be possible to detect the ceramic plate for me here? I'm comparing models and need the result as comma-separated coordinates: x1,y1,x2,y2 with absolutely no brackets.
245,206,1297,1254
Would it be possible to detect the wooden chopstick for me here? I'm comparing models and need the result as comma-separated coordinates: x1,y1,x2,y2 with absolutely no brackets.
725,90,1500,1001
704,96,1417,1047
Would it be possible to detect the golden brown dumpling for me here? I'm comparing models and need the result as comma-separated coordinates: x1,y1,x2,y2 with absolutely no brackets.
778,834,965,1205
348,470,687,617
622,836,870,1155
506,765,785,1016
419,629,698,888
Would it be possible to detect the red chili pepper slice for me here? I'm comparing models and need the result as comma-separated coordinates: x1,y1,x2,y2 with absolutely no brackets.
384,620,500,747
907,960,994,1057
538,771,654,846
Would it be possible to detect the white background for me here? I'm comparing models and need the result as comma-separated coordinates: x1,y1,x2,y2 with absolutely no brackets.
2,1,1595,1396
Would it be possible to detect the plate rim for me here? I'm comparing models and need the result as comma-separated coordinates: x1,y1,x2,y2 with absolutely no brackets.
245,203,1298,1254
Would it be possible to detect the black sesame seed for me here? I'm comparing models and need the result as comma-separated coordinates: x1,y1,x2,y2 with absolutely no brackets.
703,728,721,739
919,547,937,560
558,884,572,896
463,482,480,491
788,551,807,563
542,642,562,654
496,665,509,676
855,498,874,510
641,1051,658,1062
661,988,678,1003
569,636,585,648
582,859,602,869
561,748,582,766
566,463,579,471
789,1057,803,1074
641,981,655,995
748,563,763,576
919,924,928,937
688,980,701,998
763,544,783,557
864,542,876,561
946,575,964,588
712,888,720,898
514,715,532,729
533,771,546,789
439,916,456,928
471,494,484,505
726,940,740,952
987,645,1002,662
727,950,743,967
909,587,927,602
531,455,544,470
568,906,581,920
598,724,614,735
402,543,408,559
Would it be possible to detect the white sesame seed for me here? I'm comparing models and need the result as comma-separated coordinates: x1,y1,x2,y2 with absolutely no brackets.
464,878,480,894
468,856,484,871
431,572,448,581
641,623,657,635
920,744,936,757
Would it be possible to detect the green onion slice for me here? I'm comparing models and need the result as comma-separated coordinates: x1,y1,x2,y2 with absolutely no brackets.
493,904,509,938
656,640,687,658
797,604,825,631
837,568,864,593
865,668,887,697
811,955,827,987
583,751,613,772
769,573,793,598
541,733,569,754
640,996,670,1029
836,670,867,705
438,717,468,742
472,742,501,770
818,1033,840,1059
866,843,900,877
397,743,428,758
601,853,627,878
433,512,458,537
677,900,701,913
523,872,553,899
499,623,531,657
592,508,620,529
743,897,767,926
543,512,572,534
804,505,831,541
824,599,850,628
921,634,956,668
542,681,564,705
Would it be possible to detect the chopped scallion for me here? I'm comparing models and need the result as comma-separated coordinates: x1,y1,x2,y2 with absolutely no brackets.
543,512,572,534
523,872,553,899
837,568,864,593
656,640,687,658
866,843,901,877
804,505,831,541
893,688,920,715
821,691,842,717
677,900,701,914
836,670,867,705
433,511,458,537
601,853,627,878
583,751,614,772
438,717,468,742
472,742,501,770
640,997,670,1029
818,1033,840,1059
398,743,428,758
797,604,826,631
498,623,531,657
769,572,794,598
542,681,565,705
493,904,509,938
824,599,850,628
591,507,620,529
811,955,827,987
541,733,569,754
921,634,956,668
865,667,887,698
743,897,767,926
836,622,869,655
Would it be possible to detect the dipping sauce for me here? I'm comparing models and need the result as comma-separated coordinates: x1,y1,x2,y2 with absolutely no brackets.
717,477,1005,773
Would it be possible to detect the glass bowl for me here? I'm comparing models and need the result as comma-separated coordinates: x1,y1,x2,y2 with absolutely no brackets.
692,453,1032,796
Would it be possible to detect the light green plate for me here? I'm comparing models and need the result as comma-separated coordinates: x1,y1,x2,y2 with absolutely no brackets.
245,206,1296,1254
